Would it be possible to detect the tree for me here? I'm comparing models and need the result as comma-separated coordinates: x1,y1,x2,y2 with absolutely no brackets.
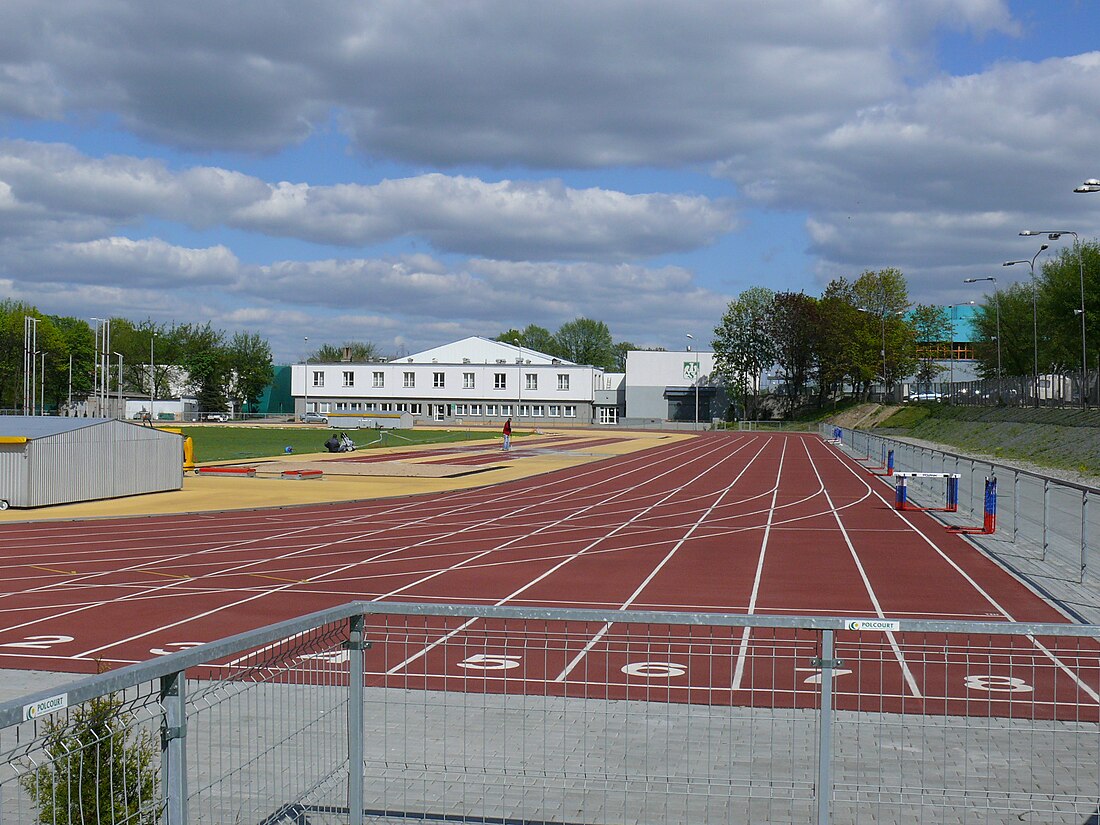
613,341,637,372
769,292,818,414
227,332,275,414
310,341,381,363
20,693,159,824
910,304,951,389
712,287,775,419
173,323,229,412
554,318,616,369
850,269,914,395
1035,241,1099,372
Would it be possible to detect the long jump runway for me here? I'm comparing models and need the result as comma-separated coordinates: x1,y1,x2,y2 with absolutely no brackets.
0,432,1095,720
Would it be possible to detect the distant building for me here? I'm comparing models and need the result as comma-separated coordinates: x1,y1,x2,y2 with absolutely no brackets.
292,336,624,426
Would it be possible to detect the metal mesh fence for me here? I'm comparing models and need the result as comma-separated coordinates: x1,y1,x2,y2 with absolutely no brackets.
2,602,1098,825
830,425,1098,599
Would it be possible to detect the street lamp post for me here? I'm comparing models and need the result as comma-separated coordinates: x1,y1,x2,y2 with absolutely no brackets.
963,277,1001,381
685,333,699,429
149,331,157,420
1003,244,1049,407
302,337,309,418
1022,229,1087,408
113,352,123,419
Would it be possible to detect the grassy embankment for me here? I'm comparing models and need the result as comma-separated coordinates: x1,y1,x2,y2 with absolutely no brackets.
164,425,504,463
872,404,1100,478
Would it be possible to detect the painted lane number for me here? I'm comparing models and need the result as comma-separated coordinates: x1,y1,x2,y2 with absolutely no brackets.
0,635,75,650
458,654,521,670
621,662,686,678
964,674,1033,693
795,666,853,685
149,642,203,656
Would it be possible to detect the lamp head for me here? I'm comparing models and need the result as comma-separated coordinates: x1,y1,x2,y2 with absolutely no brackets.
1019,230,1038,236
1040,243,1049,251
1047,233,1062,240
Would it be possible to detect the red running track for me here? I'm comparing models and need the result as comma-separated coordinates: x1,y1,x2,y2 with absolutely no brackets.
0,432,1095,719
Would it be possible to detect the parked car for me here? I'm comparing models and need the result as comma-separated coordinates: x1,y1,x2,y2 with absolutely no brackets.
906,392,942,403
300,412,329,424
202,412,230,422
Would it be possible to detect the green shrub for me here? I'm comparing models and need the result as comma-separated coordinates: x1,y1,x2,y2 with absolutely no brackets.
21,693,160,824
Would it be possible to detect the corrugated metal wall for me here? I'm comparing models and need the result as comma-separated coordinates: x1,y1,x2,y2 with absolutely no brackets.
0,443,29,507
14,421,182,508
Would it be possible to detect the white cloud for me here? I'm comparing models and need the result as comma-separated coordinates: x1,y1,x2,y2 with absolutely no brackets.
0,142,734,260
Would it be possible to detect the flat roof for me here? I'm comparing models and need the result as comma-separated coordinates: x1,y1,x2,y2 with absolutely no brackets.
0,416,114,439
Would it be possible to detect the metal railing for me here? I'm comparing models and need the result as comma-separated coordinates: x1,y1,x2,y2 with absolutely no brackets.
3,602,1099,824
826,424,1098,601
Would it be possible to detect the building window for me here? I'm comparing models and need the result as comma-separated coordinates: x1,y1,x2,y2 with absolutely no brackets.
470,404,481,415
455,404,469,416
548,405,560,416
434,372,445,388
599,408,618,424
531,405,543,417
519,404,530,417
557,374,569,391
373,371,384,388
381,403,392,411
486,404,498,416
366,402,377,411
501,404,512,416
410,403,422,414
463,372,475,389
403,372,415,388
564,405,577,418
525,373,537,391
312,370,324,388
494,373,506,390
342,371,354,387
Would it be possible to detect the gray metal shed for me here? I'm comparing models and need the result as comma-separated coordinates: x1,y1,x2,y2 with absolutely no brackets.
0,417,183,509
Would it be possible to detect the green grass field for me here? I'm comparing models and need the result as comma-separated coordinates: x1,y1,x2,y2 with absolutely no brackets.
165,425,505,463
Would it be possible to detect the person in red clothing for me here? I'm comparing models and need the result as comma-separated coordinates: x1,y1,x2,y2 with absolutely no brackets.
502,417,512,451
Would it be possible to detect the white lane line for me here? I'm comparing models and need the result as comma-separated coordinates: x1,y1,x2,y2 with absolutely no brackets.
553,438,777,682
384,437,772,677
802,436,923,698
7,434,721,637
73,436,744,659
731,437,788,692
814,437,1100,704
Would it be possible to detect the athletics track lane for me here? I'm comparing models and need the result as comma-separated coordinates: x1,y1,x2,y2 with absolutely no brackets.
0,432,1096,722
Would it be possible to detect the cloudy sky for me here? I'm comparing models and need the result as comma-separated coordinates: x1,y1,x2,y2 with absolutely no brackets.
3,0,1100,361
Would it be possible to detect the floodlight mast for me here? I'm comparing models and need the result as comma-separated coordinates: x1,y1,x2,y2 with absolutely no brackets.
1003,244,1050,407
1020,229,1087,408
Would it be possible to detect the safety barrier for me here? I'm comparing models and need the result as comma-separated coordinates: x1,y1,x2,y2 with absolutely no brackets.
824,424,1097,589
2,601,1099,825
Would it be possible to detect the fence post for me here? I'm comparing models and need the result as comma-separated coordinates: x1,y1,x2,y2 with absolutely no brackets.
815,629,837,825
347,614,367,825
160,670,188,825
1043,479,1050,560
1081,491,1089,582
1012,470,1020,545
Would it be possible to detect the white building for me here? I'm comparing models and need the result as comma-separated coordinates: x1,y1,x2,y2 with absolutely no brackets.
292,337,624,426
623,349,725,425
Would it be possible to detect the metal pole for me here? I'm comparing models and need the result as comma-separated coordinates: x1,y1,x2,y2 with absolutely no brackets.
347,615,366,825
150,331,156,419
68,353,72,412
303,336,309,416
815,629,836,825
160,671,188,825
1078,240,1088,408
40,352,45,415
994,292,1002,379
1081,491,1089,582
